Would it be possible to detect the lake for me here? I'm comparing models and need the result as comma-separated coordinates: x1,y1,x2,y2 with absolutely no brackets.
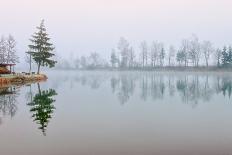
0,71,232,155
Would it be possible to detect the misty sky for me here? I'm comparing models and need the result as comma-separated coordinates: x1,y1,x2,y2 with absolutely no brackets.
0,0,232,61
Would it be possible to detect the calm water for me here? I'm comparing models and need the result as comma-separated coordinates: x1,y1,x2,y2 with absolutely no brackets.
0,71,232,155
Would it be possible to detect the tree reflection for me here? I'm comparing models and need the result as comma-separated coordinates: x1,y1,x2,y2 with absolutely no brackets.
0,86,18,118
168,76,175,97
64,72,232,106
150,75,165,100
111,77,119,94
140,76,148,101
220,78,232,98
27,83,57,136
117,75,136,104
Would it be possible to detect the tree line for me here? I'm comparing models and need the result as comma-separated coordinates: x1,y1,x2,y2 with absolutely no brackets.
66,35,232,70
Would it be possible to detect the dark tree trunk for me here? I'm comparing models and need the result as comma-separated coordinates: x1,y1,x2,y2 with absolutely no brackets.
37,62,41,74
29,54,32,74
37,83,41,95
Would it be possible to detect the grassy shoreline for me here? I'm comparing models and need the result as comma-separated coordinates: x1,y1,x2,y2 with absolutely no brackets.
0,74,47,87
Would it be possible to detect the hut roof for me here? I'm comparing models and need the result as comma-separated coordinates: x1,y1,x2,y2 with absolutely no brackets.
0,64,16,67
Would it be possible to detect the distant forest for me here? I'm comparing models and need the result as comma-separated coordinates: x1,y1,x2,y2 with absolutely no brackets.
56,35,232,70
2,33,232,71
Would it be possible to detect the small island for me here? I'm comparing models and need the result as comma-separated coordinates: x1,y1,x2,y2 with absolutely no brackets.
0,64,47,87
0,20,56,87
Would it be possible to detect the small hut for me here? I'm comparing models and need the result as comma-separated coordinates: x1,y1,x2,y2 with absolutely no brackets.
0,64,16,74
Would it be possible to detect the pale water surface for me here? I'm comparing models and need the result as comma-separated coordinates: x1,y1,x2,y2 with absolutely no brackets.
0,71,232,155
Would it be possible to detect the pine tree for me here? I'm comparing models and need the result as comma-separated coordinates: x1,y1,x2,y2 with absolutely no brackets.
228,46,232,65
215,48,222,67
176,50,185,66
28,20,56,74
221,46,228,66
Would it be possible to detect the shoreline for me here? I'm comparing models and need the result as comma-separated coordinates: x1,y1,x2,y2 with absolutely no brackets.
0,74,48,87
51,67,232,73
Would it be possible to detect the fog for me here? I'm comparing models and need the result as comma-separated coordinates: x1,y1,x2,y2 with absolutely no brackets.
0,0,232,64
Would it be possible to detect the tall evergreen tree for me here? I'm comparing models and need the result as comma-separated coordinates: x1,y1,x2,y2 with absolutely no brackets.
228,46,232,65
215,48,222,67
176,50,185,66
28,20,56,74
221,46,228,66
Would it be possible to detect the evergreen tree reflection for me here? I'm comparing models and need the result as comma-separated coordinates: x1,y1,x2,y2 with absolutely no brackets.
221,78,232,98
27,83,57,136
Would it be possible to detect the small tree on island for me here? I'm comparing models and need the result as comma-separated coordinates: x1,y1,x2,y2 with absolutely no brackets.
28,20,56,74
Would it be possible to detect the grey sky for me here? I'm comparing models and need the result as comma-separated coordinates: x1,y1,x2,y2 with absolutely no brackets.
0,0,232,61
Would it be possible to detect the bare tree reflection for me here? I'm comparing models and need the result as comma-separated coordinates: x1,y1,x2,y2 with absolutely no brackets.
202,76,214,102
140,75,148,101
150,75,165,100
61,72,232,106
168,76,175,97
176,75,214,107
117,75,136,105
111,77,119,94
0,86,19,118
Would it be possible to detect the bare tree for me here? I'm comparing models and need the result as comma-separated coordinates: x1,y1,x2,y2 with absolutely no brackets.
140,41,148,67
0,36,6,64
128,47,136,68
89,52,100,68
110,49,117,68
118,37,129,68
189,35,201,67
179,39,189,67
168,45,176,66
6,35,19,65
158,44,165,66
80,56,87,69
150,41,159,67
202,41,214,67
74,57,80,69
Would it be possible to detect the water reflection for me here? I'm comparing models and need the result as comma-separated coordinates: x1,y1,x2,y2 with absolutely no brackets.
0,86,19,121
0,72,231,134
0,81,57,135
27,83,57,136
1,72,232,155
71,73,232,106
221,77,232,97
